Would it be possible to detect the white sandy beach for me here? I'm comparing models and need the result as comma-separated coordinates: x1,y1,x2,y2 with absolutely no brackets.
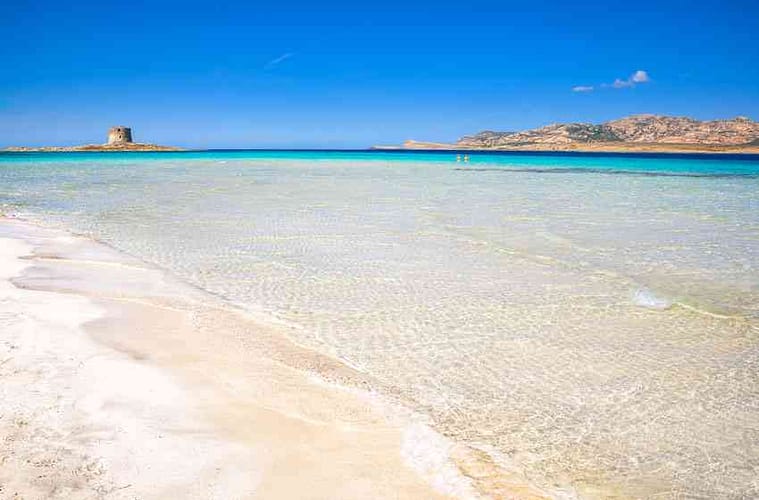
0,217,520,499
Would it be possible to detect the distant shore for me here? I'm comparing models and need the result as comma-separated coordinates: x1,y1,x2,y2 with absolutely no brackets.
374,140,759,154
4,145,759,156
3,143,182,152
388,114,759,154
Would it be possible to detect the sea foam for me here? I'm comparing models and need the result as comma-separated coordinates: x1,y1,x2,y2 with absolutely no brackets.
633,287,673,310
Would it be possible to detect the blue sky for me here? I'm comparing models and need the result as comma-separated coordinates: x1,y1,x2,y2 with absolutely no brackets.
1,0,758,148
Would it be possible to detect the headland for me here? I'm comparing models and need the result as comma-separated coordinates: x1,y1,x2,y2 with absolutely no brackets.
378,114,759,154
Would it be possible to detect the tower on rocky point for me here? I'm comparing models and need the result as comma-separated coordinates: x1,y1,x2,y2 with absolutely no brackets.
107,126,133,145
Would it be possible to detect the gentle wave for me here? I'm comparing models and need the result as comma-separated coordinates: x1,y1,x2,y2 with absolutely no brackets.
632,287,673,310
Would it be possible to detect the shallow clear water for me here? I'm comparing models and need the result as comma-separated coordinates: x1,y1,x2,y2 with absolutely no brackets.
2,150,759,498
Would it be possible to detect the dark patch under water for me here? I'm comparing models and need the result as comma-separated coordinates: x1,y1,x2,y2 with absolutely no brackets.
454,167,759,178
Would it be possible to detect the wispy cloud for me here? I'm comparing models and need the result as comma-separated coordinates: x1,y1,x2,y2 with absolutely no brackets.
264,52,294,68
573,70,651,92
610,78,634,89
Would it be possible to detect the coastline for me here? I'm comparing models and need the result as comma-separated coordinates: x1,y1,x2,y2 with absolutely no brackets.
0,216,490,499
4,144,759,157
374,141,759,154
2,143,182,152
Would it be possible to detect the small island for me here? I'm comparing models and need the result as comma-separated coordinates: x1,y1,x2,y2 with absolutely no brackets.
3,126,182,152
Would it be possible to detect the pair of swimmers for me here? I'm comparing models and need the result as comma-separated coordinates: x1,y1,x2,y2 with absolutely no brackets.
456,154,470,163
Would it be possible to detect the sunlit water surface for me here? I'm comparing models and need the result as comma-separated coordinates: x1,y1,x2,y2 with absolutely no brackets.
2,151,759,498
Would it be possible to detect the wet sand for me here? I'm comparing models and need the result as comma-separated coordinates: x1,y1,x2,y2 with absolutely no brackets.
0,217,493,499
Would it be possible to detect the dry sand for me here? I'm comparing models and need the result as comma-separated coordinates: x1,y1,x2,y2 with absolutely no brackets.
0,218,484,499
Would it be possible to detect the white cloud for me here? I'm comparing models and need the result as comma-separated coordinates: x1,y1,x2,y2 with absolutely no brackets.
572,85,594,92
631,70,650,83
593,70,651,90
610,70,651,88
264,53,294,68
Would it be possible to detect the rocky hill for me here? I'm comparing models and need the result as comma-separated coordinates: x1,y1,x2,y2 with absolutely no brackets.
456,115,759,150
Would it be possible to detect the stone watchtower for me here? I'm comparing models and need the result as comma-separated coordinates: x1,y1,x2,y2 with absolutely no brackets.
107,126,133,145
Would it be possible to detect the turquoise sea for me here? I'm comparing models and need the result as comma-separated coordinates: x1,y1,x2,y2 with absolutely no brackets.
2,150,759,498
